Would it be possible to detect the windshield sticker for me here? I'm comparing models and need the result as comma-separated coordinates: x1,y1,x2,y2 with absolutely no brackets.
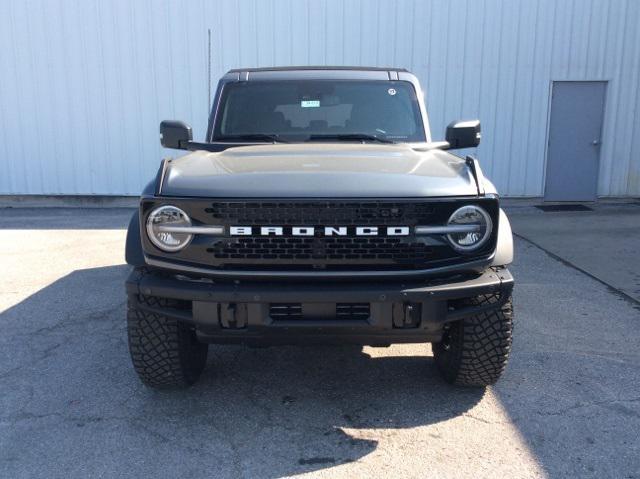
301,100,320,108
387,88,397,96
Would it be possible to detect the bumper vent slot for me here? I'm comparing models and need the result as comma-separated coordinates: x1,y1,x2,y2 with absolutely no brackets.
269,303,371,321
269,303,303,320
336,303,371,321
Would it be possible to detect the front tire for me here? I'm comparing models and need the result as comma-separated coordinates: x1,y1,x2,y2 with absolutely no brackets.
433,294,513,387
127,294,208,389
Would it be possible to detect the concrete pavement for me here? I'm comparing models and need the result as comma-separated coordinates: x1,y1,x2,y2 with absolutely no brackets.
0,206,639,478
508,202,640,302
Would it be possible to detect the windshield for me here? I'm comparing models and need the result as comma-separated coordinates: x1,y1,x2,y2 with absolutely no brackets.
212,80,426,143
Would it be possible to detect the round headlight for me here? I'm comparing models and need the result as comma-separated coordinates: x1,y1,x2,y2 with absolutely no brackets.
146,205,193,252
446,205,493,252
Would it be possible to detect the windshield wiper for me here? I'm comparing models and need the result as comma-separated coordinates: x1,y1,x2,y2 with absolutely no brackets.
306,134,395,144
215,134,288,143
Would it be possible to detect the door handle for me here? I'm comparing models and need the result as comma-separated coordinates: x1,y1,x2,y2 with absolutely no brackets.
591,139,601,146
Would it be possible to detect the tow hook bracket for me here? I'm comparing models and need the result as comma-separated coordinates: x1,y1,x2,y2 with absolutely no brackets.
219,302,248,329
392,302,422,329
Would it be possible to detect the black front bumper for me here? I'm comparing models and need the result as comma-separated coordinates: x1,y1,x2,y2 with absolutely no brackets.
126,267,514,346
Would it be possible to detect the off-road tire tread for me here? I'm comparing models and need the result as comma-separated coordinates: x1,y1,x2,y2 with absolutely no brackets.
433,294,513,387
127,294,208,389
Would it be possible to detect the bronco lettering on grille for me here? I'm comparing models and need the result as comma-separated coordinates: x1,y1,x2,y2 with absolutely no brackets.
229,226,411,236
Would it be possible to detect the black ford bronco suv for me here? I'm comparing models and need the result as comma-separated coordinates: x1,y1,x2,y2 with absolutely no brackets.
125,66,514,389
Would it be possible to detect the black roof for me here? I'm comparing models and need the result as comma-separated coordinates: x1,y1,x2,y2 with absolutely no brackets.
227,66,409,73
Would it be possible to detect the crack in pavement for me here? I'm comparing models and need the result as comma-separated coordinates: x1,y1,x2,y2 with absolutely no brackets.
29,300,126,336
509,397,640,422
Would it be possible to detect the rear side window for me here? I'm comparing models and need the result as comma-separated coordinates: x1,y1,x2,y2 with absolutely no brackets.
212,80,425,142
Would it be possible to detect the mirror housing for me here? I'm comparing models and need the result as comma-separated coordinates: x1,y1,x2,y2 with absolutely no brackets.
160,120,192,149
445,120,481,149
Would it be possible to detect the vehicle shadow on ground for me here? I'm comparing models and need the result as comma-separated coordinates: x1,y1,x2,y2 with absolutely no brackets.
175,346,486,477
0,265,485,478
4,261,640,478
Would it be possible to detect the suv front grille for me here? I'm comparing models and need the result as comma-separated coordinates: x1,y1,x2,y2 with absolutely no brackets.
142,198,499,272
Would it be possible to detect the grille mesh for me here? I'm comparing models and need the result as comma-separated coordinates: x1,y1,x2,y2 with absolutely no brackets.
204,201,435,226
207,236,433,264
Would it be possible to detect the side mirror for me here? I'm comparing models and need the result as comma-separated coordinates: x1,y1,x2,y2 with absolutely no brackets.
160,120,192,149
445,120,481,149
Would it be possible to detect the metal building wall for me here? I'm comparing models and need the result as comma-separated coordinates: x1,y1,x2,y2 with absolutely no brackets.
1,0,639,197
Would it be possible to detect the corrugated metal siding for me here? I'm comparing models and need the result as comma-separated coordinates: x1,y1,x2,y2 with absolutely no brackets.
1,0,639,196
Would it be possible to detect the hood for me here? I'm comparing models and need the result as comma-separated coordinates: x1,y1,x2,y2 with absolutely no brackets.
160,143,479,198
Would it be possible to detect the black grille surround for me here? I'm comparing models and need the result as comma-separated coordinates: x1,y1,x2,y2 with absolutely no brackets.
141,197,499,275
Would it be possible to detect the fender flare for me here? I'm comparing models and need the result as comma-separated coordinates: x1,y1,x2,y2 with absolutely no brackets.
125,210,145,267
492,208,514,266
